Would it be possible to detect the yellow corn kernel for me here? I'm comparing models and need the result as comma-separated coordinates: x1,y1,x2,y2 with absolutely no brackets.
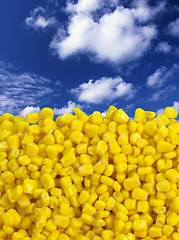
81,212,94,225
23,179,37,194
170,197,179,213
114,219,125,232
78,163,93,176
94,200,106,211
137,200,150,214
106,106,118,119
69,130,83,144
7,134,19,150
144,121,157,137
21,216,32,229
101,229,114,239
123,177,140,191
96,140,108,155
167,212,179,226
53,215,70,228
133,219,148,232
26,143,39,157
109,139,121,154
156,214,166,227
40,173,55,189
1,171,15,183
116,161,127,174
84,123,99,138
27,124,40,135
165,169,179,183
128,120,138,133
108,121,117,133
114,109,129,123
78,190,90,204
162,225,174,237
18,155,31,166
156,180,171,192
26,112,40,124
149,227,162,238
132,187,148,200
103,131,117,142
143,145,156,155
164,107,178,118
89,111,103,124
157,140,174,152
40,107,54,119
118,133,129,146
135,108,145,123
42,133,55,145
64,184,77,198
124,199,136,211
83,202,96,215
145,111,156,119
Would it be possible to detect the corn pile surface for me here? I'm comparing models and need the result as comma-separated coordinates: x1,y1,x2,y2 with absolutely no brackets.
0,106,179,240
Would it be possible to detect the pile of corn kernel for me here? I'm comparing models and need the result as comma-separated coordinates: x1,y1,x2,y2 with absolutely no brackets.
0,106,179,240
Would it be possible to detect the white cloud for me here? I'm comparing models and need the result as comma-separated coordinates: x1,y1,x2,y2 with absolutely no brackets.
148,85,176,102
101,111,107,117
146,64,179,89
167,18,179,37
172,101,179,112
19,106,40,118
25,6,56,30
131,0,165,22
66,0,101,14
53,101,82,115
155,41,172,53
0,61,60,115
71,76,136,104
50,0,164,64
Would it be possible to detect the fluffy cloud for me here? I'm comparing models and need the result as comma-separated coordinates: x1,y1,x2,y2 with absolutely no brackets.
53,101,82,115
19,106,40,118
148,85,176,102
146,64,179,89
66,0,101,14
25,7,56,30
50,0,165,64
71,77,136,104
155,42,172,53
0,61,60,115
167,18,179,38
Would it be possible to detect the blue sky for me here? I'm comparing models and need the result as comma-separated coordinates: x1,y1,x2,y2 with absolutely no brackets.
0,0,178,117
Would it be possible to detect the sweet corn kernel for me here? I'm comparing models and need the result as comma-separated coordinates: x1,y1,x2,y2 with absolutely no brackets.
96,140,108,155
123,177,140,191
132,187,148,200
114,109,129,123
40,173,55,189
78,163,93,176
133,219,148,232
53,215,70,228
148,227,162,238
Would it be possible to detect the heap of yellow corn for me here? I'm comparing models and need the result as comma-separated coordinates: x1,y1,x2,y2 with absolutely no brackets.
0,106,179,240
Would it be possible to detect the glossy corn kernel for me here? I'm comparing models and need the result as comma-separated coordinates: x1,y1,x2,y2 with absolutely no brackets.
135,108,145,123
40,173,55,189
26,112,40,124
164,107,178,118
106,106,118,119
96,140,108,155
132,187,148,200
113,109,129,123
